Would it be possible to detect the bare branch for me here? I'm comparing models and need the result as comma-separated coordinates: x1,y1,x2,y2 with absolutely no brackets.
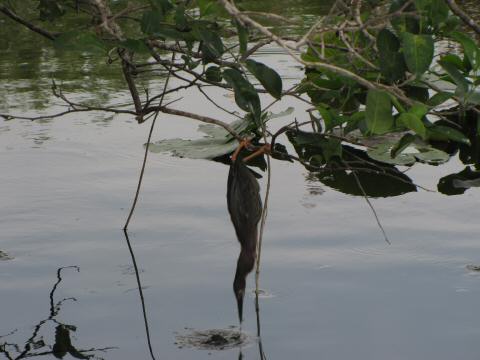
0,6,58,40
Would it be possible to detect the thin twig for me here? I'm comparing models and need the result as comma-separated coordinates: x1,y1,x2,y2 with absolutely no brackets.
123,230,157,360
342,160,390,244
123,53,175,230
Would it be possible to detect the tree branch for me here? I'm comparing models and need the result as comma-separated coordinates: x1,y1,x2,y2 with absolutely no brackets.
0,6,59,40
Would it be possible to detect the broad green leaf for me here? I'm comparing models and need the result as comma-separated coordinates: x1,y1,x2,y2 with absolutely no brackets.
440,54,465,70
223,68,261,122
368,141,449,165
38,0,65,21
245,59,282,99
415,0,449,27
148,118,250,159
235,20,248,55
409,103,429,118
193,24,224,59
466,91,480,105
439,59,469,95
427,125,471,145
452,31,480,71
402,33,434,76
427,92,453,107
368,143,416,165
141,10,164,34
175,5,189,31
205,66,222,82
376,29,406,83
198,0,221,17
414,147,450,164
390,0,419,34
365,90,394,134
148,137,238,159
391,133,417,158
398,113,426,138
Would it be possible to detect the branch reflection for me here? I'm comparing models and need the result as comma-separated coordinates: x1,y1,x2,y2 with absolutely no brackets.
0,266,114,360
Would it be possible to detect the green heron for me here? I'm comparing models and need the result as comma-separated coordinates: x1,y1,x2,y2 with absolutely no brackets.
227,140,269,322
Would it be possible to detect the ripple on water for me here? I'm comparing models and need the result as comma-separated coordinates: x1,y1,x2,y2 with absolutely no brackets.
174,327,252,350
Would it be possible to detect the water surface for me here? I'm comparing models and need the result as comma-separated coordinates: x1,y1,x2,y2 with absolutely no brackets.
1,2,480,360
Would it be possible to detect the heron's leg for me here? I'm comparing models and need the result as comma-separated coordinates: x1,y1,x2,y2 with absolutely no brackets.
231,139,251,161
242,144,271,163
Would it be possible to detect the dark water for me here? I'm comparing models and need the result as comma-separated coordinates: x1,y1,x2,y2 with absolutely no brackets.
2,2,480,360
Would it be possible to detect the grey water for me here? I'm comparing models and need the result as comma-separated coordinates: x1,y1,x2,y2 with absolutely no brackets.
2,2,480,360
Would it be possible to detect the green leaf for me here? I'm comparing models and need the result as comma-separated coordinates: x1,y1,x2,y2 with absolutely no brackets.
148,118,250,159
427,92,453,107
451,31,480,71
141,10,164,34
235,20,248,55
402,33,434,76
365,90,394,134
390,0,419,34
368,141,449,165
38,0,65,21
175,5,189,31
198,0,221,17
245,59,283,99
398,113,426,138
376,29,406,83
368,142,416,165
440,54,465,70
427,125,471,145
439,59,469,95
205,66,222,82
193,24,224,59
391,133,417,158
223,68,261,122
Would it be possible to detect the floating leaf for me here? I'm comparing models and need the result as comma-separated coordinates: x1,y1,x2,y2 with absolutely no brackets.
402,33,434,76
148,118,249,159
391,133,417,158
365,90,394,134
368,141,449,165
245,59,282,99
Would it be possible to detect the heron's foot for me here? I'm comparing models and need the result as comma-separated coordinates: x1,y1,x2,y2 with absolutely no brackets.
243,143,271,163
231,138,252,162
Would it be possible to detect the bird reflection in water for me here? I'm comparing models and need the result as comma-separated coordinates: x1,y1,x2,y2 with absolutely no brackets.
227,139,269,322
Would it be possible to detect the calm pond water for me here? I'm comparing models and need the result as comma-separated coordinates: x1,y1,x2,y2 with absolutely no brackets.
2,2,480,360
